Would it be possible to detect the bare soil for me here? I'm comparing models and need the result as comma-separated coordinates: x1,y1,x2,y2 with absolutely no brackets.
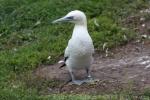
34,40,150,94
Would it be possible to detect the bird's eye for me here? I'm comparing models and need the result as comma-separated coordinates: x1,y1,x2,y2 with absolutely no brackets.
66,16,74,20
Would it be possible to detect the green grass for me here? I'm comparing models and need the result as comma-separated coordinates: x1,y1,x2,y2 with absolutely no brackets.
0,0,150,99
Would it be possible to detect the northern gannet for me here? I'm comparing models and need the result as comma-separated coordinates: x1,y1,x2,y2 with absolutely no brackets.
52,10,94,85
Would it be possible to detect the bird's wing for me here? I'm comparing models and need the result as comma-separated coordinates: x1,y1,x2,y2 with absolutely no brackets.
64,39,72,58
64,46,70,58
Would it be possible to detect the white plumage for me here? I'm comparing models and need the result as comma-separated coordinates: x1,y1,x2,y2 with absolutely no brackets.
53,10,94,85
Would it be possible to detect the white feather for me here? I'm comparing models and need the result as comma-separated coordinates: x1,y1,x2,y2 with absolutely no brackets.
64,11,94,71
53,10,94,75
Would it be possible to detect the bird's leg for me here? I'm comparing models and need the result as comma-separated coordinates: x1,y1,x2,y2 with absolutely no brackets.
68,71,84,85
86,68,92,79
69,71,75,81
79,67,96,83
85,67,101,84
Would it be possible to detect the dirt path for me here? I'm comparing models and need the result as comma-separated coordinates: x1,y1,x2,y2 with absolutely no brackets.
34,40,150,94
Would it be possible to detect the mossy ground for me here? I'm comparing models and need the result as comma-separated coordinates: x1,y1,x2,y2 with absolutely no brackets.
0,0,150,99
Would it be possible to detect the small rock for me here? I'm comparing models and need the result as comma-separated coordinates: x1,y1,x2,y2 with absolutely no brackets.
140,17,145,21
135,39,141,43
129,75,138,79
145,64,150,69
111,67,117,70
13,48,17,52
141,79,145,82
70,90,73,93
48,87,53,92
47,56,51,60
142,24,145,27
140,60,150,65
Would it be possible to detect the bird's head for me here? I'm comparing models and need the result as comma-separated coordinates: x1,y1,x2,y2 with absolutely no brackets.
52,10,87,25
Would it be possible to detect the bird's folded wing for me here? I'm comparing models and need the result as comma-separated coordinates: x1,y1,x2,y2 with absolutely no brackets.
64,46,70,58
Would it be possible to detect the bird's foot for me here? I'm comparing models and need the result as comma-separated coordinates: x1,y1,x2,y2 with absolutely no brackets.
70,80,84,85
82,77,99,84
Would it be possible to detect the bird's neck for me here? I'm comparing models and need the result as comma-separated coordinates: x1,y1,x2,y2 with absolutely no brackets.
72,24,88,38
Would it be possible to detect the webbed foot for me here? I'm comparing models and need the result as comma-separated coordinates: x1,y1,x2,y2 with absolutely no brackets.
70,80,84,85
82,77,99,84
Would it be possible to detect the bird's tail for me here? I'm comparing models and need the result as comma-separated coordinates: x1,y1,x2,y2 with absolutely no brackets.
58,60,66,69
58,57,68,69
58,60,65,64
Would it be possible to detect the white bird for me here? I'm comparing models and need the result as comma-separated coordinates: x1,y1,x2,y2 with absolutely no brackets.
52,10,94,85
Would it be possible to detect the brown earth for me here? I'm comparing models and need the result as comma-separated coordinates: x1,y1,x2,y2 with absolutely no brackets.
34,40,150,94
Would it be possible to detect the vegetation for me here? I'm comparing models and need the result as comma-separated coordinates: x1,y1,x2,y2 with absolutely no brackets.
0,0,150,99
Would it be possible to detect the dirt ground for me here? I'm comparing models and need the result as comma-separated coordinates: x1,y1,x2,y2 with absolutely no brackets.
34,39,150,94
34,13,150,94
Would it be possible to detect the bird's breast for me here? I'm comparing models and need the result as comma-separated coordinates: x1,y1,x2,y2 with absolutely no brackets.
70,38,93,57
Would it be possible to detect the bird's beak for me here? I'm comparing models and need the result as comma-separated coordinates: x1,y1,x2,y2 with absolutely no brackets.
52,16,74,23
